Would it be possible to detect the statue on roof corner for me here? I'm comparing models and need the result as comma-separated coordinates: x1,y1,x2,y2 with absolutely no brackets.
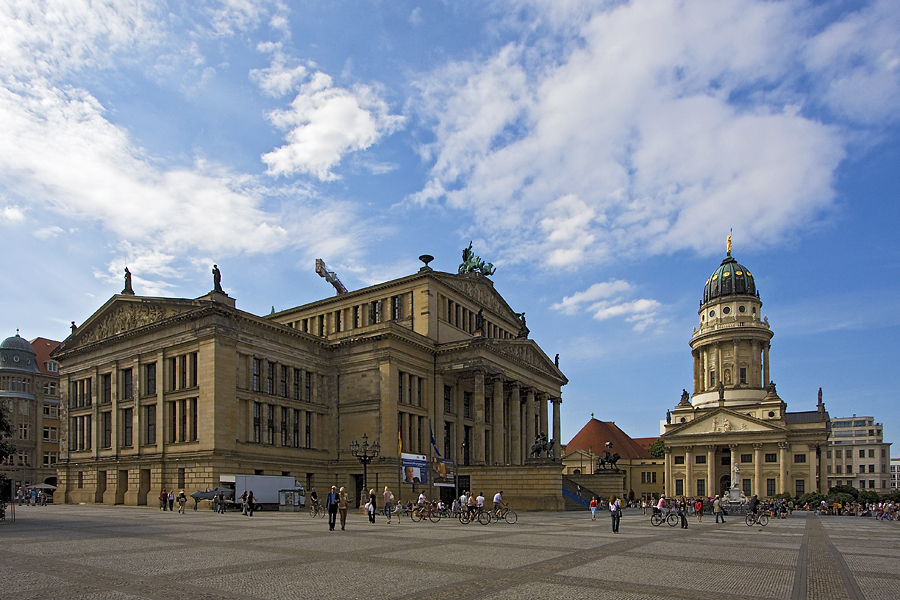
123,267,134,295
458,241,496,276
212,264,223,293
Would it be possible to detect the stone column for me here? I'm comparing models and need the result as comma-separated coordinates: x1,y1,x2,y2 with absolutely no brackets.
715,344,721,387
552,397,562,460
808,444,818,496
754,443,763,497
456,381,465,461
509,383,522,465
778,442,789,495
763,343,770,387
729,444,738,494
693,351,700,394
732,339,740,385
684,446,693,497
701,349,708,391
664,447,673,497
434,374,444,456
524,389,536,448
473,371,485,465
491,378,504,465
539,393,549,440
379,362,399,457
707,445,716,496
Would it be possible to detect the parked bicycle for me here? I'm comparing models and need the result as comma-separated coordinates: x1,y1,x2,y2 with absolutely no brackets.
745,511,768,527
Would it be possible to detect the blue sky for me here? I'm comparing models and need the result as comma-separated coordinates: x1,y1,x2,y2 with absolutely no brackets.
2,0,898,450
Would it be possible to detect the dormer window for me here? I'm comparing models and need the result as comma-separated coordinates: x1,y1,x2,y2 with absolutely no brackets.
47,361,58,373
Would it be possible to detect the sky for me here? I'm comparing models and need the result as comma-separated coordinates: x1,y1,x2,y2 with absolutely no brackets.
2,0,898,451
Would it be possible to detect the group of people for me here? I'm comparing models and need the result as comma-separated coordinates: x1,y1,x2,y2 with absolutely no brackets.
158,489,187,513
14,487,50,506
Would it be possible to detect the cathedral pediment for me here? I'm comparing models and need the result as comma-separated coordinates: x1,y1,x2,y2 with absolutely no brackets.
668,409,784,437
59,295,200,350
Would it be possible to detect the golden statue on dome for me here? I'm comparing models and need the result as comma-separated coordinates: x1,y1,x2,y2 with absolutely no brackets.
726,229,732,255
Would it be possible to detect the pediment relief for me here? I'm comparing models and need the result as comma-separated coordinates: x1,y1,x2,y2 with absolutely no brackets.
493,341,563,381
674,411,783,437
437,274,516,321
76,300,195,345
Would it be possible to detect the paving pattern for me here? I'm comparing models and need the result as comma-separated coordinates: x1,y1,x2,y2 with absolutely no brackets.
1,505,898,599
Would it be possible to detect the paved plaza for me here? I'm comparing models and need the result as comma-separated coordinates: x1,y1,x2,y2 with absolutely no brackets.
1,505,898,600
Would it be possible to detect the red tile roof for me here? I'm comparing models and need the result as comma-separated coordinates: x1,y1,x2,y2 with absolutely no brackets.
29,337,61,377
565,419,653,459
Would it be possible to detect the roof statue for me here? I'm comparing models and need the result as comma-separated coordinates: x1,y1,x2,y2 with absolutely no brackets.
458,241,496,276
212,264,223,293
727,229,732,255
123,267,135,295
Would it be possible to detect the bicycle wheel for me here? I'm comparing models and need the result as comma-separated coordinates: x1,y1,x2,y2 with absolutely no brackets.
666,513,679,527
757,514,769,526
458,511,471,524
411,509,423,522
745,514,755,526
309,505,317,518
429,511,442,523
650,513,663,526
504,510,517,524
477,511,491,525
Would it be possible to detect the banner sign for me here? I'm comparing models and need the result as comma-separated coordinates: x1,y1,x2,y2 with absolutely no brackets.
431,458,455,487
401,453,428,484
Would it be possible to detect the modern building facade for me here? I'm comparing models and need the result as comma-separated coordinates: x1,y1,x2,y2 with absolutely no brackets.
0,334,61,489
824,415,891,493
891,457,900,492
661,245,830,499
52,260,567,509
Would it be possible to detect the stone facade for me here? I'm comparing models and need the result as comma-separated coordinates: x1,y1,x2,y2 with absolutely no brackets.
661,249,830,499
824,415,891,493
53,268,567,510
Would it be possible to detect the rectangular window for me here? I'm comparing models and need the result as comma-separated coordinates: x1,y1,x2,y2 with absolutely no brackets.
651,472,657,483
675,479,684,496
859,465,865,473
765,453,777,463
709,371,716,387
868,449,875,458
179,355,187,389
280,366,288,398
191,398,197,441
146,363,156,395
335,309,342,332
696,479,705,497
122,368,133,400
835,449,842,458
370,300,381,324
305,372,312,402
795,479,805,495
721,456,731,466
739,367,746,384
836,465,843,474
145,405,156,445
18,423,29,439
869,480,876,489
827,465,832,474
102,373,112,404
252,359,262,392
353,305,361,328
179,399,188,442
766,478,776,497
398,372,404,404
740,453,752,463
102,411,112,448
742,479,752,496
252,402,261,443
444,385,452,413
267,404,275,444
43,426,58,442
695,455,706,464
859,480,865,488
674,455,685,465
869,464,875,473
464,391,472,419
859,449,866,458
43,403,59,419
794,454,807,463
391,295,401,320
305,411,312,448
267,362,275,395
293,409,300,448
293,368,301,400
43,451,58,467
123,407,133,447
43,381,58,396
826,450,832,459
281,407,288,446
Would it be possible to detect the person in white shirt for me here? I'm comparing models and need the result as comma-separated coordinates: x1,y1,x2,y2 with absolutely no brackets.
493,491,506,516
418,492,427,505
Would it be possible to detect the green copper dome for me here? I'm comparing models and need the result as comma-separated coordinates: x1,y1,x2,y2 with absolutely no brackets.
703,254,757,304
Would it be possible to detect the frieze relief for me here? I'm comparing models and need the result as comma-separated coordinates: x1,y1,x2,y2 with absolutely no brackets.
78,303,190,344
496,343,544,371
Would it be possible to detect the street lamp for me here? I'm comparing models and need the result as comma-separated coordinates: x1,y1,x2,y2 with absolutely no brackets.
349,433,380,492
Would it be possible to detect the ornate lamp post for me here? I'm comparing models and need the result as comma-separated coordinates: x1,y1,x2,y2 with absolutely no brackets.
349,433,380,493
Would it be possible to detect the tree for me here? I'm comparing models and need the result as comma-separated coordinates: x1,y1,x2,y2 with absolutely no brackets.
648,440,665,458
0,403,14,516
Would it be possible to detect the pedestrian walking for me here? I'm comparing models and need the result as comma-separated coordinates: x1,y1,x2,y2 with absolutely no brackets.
383,486,393,524
247,491,255,516
678,497,688,528
160,489,167,511
590,496,597,521
168,490,174,512
713,495,726,523
326,485,339,530
339,486,349,530
609,495,621,533
368,489,377,523
694,498,703,522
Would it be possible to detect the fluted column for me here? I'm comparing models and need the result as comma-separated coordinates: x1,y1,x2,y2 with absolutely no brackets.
808,444,818,495
552,397,562,460
664,447,673,496
753,443,763,497
684,446,693,497
434,374,444,456
778,442,789,495
473,371,485,465
509,383,522,465
525,389,536,447
763,343,770,387
491,378,504,465
707,445,716,497
539,393,549,439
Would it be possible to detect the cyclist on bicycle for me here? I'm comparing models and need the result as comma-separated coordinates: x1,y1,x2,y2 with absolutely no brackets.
749,494,760,516
309,487,319,508
475,492,485,518
493,490,507,517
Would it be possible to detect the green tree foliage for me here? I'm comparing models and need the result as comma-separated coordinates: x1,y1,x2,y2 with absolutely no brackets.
648,440,665,458
0,402,13,465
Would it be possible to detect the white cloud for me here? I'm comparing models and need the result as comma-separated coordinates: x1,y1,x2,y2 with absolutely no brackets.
553,279,663,331
262,72,405,180
409,7,423,26
250,49,309,98
33,225,65,239
2,205,25,222
410,0,889,268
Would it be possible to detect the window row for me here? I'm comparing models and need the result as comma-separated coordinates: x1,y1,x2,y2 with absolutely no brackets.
398,371,424,407
640,471,658,484
251,359,316,401
1,451,32,467
827,464,885,474
399,410,427,455
251,402,315,448
291,294,410,336
827,448,886,459
0,375,32,393
71,400,197,450
68,354,198,408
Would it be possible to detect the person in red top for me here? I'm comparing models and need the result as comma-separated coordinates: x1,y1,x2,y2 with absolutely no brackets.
590,496,598,521
694,498,704,522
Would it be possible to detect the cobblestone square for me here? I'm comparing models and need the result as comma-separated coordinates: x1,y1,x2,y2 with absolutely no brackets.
2,506,898,599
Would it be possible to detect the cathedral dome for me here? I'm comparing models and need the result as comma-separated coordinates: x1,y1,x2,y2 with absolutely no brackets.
703,254,757,304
